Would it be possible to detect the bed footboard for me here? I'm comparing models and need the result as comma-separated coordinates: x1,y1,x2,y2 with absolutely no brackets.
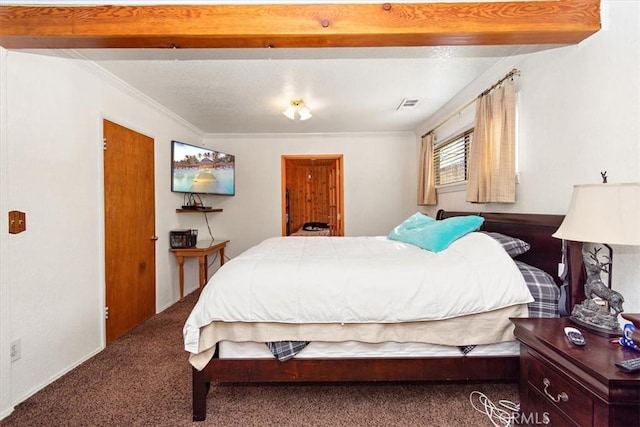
192,355,519,421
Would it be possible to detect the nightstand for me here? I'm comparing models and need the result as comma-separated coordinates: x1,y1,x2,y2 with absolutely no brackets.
512,318,640,426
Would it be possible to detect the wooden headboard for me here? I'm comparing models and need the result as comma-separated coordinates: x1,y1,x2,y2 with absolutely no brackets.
436,210,565,286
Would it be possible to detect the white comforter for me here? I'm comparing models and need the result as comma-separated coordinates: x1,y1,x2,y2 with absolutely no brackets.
184,233,533,354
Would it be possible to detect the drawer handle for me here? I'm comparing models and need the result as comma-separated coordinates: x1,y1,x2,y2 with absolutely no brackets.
543,377,569,403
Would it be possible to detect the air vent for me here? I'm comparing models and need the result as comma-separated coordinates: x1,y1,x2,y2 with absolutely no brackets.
397,98,420,110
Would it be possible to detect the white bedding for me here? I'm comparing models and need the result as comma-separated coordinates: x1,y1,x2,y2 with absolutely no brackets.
184,233,533,355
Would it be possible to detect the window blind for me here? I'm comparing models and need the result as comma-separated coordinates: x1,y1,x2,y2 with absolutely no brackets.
433,129,473,186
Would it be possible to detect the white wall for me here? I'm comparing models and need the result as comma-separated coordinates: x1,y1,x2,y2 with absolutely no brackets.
0,50,203,418
200,132,417,257
417,0,640,313
0,47,11,420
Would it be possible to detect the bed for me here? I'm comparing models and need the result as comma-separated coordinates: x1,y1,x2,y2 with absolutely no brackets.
186,209,576,421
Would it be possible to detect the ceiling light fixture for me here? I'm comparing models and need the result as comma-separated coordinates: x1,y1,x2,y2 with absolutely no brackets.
283,99,312,121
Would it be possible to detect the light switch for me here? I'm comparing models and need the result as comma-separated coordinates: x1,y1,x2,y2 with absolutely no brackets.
8,211,26,234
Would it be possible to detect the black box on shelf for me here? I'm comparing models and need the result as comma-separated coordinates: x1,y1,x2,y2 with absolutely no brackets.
170,229,198,248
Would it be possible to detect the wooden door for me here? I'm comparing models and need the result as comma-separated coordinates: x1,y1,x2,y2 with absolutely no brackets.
103,120,156,344
328,159,341,236
282,155,344,236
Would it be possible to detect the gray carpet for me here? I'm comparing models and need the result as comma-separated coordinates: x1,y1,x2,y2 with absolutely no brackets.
0,292,519,426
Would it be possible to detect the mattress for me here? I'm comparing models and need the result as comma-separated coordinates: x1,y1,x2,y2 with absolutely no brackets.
219,339,521,359
188,304,528,370
208,258,561,364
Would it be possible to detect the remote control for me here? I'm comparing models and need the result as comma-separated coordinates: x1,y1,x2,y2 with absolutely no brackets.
615,357,640,373
564,327,586,346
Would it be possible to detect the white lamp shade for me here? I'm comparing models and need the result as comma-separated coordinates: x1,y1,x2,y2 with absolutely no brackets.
283,106,296,120
553,183,640,245
298,106,312,121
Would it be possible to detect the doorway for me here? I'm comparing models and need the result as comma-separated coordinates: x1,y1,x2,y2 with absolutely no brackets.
281,154,344,236
103,119,156,344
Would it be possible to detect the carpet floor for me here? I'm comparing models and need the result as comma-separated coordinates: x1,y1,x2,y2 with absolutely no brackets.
1,292,520,426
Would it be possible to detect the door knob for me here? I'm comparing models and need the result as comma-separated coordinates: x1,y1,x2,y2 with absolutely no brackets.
150,236,159,241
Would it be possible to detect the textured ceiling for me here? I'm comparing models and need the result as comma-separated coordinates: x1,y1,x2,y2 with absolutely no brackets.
4,1,586,134
45,44,551,134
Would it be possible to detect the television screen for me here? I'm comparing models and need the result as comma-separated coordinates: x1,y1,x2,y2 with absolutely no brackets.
171,140,235,196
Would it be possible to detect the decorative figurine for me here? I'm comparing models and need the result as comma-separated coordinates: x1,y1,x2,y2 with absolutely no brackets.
571,245,624,334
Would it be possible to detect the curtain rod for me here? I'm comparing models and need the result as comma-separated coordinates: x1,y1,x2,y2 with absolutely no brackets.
421,68,520,139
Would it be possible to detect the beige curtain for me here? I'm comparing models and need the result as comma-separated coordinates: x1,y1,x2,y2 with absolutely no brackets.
417,132,437,205
466,79,516,203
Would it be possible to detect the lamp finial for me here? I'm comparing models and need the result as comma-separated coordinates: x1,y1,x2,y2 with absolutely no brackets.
601,171,607,183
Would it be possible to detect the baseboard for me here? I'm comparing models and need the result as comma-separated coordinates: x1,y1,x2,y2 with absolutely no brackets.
0,406,14,421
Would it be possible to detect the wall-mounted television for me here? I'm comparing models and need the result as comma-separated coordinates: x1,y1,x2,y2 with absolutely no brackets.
171,140,235,196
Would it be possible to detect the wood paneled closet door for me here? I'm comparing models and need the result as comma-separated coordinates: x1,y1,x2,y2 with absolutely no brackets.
103,120,156,344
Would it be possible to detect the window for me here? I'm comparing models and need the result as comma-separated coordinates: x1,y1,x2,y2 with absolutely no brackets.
433,129,473,186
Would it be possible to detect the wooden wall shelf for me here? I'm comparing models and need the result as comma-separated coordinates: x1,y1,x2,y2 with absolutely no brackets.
176,208,223,213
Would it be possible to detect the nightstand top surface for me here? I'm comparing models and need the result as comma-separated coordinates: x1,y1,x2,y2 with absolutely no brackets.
512,318,640,383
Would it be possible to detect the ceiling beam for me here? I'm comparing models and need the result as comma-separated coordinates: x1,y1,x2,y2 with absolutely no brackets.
0,1,600,49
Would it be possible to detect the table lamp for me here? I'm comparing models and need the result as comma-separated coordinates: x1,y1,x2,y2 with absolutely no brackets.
553,182,640,336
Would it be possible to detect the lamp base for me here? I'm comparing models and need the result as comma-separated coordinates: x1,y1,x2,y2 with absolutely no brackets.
570,299,622,338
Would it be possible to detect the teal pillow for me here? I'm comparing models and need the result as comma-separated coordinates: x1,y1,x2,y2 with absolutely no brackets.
388,213,435,237
388,215,484,252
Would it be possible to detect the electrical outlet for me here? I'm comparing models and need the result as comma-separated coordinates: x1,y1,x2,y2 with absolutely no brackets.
10,338,21,362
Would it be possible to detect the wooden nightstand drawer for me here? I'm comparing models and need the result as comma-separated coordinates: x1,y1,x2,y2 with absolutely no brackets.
527,351,592,426
527,388,577,427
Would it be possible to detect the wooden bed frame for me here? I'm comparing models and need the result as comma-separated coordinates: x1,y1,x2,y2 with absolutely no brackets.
192,209,578,421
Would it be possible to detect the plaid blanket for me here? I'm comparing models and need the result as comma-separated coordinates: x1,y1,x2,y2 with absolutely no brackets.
515,260,560,318
266,261,559,361
266,341,310,361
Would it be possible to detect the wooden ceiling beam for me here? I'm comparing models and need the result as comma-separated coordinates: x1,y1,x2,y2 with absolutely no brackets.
0,1,600,49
